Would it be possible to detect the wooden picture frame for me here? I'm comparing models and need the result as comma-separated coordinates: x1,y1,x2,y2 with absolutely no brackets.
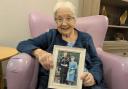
48,45,86,89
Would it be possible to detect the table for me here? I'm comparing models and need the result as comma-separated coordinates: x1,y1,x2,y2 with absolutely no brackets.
0,46,18,89
103,41,128,57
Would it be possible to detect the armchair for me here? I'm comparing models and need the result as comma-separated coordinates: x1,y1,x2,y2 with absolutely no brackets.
6,12,128,89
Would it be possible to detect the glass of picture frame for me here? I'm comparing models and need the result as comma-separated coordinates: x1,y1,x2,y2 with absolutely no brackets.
48,45,86,89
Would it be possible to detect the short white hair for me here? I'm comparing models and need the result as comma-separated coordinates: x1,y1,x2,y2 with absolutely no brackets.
53,1,76,17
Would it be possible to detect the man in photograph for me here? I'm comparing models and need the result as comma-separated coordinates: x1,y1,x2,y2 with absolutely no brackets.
59,52,70,84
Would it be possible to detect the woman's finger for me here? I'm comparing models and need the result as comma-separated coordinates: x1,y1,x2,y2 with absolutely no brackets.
80,72,88,80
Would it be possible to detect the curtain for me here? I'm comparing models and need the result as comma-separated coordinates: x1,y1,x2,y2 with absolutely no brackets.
79,0,101,17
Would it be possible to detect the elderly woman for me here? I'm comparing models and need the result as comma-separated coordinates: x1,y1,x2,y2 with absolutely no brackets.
17,1,107,89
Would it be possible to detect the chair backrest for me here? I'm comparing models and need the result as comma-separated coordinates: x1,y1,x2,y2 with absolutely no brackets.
29,12,108,48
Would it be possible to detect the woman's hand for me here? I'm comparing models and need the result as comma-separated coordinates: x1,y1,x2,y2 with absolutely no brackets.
81,72,96,87
33,48,53,70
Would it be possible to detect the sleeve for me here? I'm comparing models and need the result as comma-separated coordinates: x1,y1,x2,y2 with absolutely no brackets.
17,32,49,56
86,35,103,85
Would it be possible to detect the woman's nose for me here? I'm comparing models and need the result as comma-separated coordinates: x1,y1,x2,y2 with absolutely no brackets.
61,19,68,25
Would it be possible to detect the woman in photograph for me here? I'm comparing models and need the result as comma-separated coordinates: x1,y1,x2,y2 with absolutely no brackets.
17,1,107,89
66,56,77,85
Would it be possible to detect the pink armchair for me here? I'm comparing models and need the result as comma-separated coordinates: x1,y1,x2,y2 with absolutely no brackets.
6,12,128,89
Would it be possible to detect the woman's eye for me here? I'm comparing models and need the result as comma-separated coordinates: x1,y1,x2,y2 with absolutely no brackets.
58,18,62,21
67,18,71,20
58,19,62,20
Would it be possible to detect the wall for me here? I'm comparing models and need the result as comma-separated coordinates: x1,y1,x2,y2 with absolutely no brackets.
0,0,79,77
0,0,79,47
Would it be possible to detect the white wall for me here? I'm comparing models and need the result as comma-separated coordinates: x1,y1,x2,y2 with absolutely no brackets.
0,0,79,47
0,0,79,76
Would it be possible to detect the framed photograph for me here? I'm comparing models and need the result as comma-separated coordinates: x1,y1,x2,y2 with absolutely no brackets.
48,45,86,89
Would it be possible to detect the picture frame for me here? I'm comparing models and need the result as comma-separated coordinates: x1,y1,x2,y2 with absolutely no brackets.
48,45,86,89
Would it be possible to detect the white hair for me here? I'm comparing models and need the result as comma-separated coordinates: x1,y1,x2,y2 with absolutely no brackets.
53,1,76,17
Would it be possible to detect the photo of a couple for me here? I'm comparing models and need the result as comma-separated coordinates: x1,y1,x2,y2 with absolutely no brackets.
48,45,86,89
54,51,79,86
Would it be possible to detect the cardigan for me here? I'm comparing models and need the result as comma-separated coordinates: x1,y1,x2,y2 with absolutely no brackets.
17,29,106,89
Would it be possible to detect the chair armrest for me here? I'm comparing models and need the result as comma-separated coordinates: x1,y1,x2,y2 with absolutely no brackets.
97,48,128,89
6,53,38,89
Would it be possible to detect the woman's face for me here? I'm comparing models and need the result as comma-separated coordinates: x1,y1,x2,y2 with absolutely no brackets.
55,8,76,36
71,57,75,61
